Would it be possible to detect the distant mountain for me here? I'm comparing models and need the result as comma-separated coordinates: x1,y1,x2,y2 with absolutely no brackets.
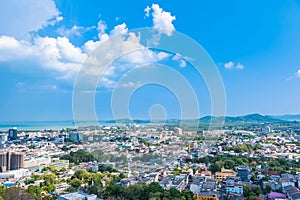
199,113,285,124
269,114,300,122
104,114,290,125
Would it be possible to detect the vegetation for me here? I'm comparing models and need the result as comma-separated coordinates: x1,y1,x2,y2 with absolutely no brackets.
103,182,194,200
186,154,299,174
61,149,96,164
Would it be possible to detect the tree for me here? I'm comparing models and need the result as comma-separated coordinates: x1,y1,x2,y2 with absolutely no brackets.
73,169,91,183
119,173,126,179
26,185,41,197
209,163,221,173
248,194,257,200
243,185,251,197
43,184,56,193
224,160,234,169
264,184,272,194
70,178,82,189
252,186,261,196
28,145,36,149
180,190,194,200
148,182,164,194
169,188,181,199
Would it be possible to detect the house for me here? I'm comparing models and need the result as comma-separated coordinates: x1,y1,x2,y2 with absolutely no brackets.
281,173,296,188
196,191,218,200
226,184,243,195
283,185,300,200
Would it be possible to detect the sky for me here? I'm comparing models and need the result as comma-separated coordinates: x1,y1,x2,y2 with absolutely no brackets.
1,0,300,122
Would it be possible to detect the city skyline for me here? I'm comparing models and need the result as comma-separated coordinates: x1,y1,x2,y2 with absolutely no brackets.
1,0,300,122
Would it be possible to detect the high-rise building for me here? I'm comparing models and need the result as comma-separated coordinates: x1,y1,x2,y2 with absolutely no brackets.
0,134,7,144
69,132,84,143
10,152,24,170
0,152,7,172
8,128,18,140
237,166,249,181
0,151,24,172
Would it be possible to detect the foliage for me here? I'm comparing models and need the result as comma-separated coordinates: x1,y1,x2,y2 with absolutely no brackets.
61,149,96,164
104,182,194,200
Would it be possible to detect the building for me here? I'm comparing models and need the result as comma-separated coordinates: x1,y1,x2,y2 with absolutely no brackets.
8,128,18,140
0,169,30,180
24,156,52,169
283,185,300,200
69,132,84,143
10,152,24,170
174,127,183,135
0,151,24,172
58,191,99,200
267,192,286,200
226,184,243,194
215,172,235,182
281,173,296,188
236,166,249,181
196,192,218,200
0,134,7,144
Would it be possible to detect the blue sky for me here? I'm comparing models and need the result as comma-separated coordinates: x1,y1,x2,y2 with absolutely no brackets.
1,0,300,122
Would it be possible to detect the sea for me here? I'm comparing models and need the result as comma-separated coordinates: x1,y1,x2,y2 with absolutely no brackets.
0,120,116,130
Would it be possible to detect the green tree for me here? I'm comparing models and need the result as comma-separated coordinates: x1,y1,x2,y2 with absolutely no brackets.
224,160,234,169
26,185,41,197
70,178,82,189
180,190,194,200
169,188,181,199
243,185,251,197
209,163,221,173
73,169,91,183
264,184,272,194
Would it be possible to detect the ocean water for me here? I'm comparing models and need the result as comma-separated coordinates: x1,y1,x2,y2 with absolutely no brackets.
0,120,121,130
0,120,76,130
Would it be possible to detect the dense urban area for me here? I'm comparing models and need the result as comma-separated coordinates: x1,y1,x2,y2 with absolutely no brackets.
1,114,300,200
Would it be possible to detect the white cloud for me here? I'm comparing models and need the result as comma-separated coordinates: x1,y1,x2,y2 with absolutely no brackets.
0,35,87,78
83,21,129,55
116,49,170,68
149,4,176,36
97,20,107,34
118,81,136,88
57,25,95,37
236,63,244,70
224,61,234,69
144,4,176,45
0,3,178,90
296,70,300,78
0,0,62,39
110,23,128,37
144,6,151,17
172,53,187,68
289,69,300,80
224,61,244,70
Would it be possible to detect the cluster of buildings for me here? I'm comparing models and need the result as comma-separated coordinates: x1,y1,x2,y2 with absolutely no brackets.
0,122,299,199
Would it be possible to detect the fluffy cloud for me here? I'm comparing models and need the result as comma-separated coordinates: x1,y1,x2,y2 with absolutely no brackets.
0,0,62,39
149,4,176,36
83,21,128,55
144,4,176,45
224,61,244,70
0,2,177,90
0,35,87,78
